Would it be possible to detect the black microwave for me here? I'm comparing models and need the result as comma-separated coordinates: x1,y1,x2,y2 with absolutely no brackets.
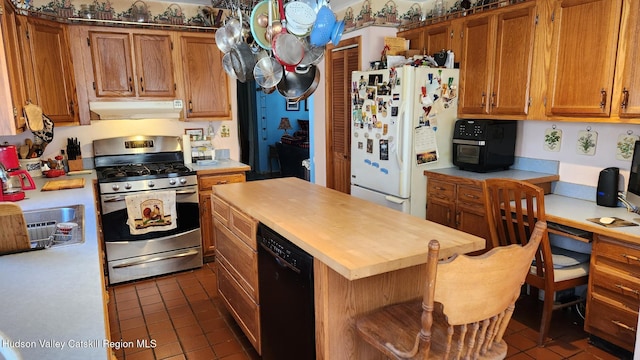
452,119,517,172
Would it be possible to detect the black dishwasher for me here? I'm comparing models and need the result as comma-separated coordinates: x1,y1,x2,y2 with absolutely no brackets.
258,223,315,360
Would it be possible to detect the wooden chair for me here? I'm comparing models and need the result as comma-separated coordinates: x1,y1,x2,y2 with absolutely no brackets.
483,179,589,346
0,203,30,254
355,221,547,359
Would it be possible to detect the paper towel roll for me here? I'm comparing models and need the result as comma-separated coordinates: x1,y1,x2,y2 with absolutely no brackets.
182,135,192,164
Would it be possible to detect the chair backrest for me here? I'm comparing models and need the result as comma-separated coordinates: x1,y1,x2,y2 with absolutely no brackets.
412,221,547,359
431,221,546,324
415,221,546,359
483,178,554,282
0,203,30,254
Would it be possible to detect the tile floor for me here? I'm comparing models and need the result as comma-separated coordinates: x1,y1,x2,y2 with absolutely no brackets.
108,263,629,360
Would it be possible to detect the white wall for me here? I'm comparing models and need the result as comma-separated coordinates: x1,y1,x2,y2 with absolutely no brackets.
518,121,640,189
0,83,241,165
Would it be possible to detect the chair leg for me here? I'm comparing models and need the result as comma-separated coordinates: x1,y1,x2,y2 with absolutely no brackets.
538,289,555,346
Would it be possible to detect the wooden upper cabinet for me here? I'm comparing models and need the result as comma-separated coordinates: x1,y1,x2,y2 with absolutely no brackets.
89,30,175,98
611,0,640,119
398,20,462,58
491,4,537,115
132,34,175,97
459,2,536,117
459,15,494,115
17,16,78,125
424,22,452,55
397,27,425,53
90,31,135,97
546,0,623,117
0,0,27,134
180,34,230,119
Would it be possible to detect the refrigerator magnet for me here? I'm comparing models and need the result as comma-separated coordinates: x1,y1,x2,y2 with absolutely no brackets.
367,139,373,153
380,140,389,160
383,124,388,135
366,87,376,100
391,107,398,116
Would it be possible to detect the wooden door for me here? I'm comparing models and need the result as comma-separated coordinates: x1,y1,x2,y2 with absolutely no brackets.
491,3,536,115
89,31,135,97
458,15,495,115
546,0,622,117
181,35,230,119
133,34,175,97
326,38,359,193
613,0,640,119
21,17,77,124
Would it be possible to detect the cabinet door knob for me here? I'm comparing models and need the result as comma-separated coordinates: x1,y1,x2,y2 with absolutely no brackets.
621,88,630,109
599,88,607,110
481,92,486,107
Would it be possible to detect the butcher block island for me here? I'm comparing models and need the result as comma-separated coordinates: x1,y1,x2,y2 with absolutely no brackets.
210,177,485,359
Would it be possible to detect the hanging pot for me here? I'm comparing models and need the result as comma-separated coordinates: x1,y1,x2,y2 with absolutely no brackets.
229,42,256,83
250,0,273,50
277,65,320,102
271,0,304,71
299,39,325,67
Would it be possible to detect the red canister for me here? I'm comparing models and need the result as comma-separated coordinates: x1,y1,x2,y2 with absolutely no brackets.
0,145,21,171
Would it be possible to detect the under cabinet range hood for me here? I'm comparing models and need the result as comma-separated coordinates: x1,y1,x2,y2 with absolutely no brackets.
89,100,184,120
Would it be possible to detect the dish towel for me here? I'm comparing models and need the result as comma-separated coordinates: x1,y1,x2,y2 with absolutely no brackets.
24,103,44,132
125,190,177,235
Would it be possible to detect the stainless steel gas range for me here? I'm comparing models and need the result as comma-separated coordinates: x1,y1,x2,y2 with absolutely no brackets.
93,135,202,284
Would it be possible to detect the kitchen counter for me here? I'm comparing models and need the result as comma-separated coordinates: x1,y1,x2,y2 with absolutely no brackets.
188,159,250,175
0,172,109,360
424,167,559,185
211,177,486,280
544,194,640,244
212,177,486,359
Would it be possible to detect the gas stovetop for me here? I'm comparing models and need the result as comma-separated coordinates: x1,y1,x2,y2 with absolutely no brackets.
96,162,194,182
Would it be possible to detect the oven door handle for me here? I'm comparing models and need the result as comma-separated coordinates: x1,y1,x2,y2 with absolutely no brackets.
103,189,197,202
112,249,199,268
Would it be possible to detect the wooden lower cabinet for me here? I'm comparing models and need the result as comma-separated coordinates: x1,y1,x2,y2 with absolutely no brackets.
211,194,260,353
426,176,490,244
585,234,640,352
198,171,246,262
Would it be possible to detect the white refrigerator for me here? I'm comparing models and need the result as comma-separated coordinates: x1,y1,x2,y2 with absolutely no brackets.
350,65,459,218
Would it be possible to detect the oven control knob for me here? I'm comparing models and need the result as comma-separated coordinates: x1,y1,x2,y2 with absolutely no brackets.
148,180,155,188
124,183,132,190
111,184,120,191
180,178,187,185
169,178,177,185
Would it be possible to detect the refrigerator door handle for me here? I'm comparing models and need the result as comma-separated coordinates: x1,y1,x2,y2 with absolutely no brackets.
384,195,406,204
396,103,406,169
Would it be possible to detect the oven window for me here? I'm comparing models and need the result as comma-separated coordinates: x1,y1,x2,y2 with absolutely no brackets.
102,203,200,242
456,145,480,164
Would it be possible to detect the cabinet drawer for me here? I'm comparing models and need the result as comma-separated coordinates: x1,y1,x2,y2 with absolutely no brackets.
594,235,640,275
586,294,637,351
591,264,640,312
427,180,455,201
456,185,484,206
230,207,257,250
211,196,230,225
199,173,246,191
217,260,260,352
214,219,258,301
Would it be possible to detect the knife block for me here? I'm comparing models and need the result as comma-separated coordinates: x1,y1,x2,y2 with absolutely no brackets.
68,157,83,172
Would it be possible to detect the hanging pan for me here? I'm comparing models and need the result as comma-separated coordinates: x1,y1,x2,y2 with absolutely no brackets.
271,0,304,71
277,65,320,102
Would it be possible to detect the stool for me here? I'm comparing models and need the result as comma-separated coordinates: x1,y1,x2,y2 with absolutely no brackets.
268,145,280,175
